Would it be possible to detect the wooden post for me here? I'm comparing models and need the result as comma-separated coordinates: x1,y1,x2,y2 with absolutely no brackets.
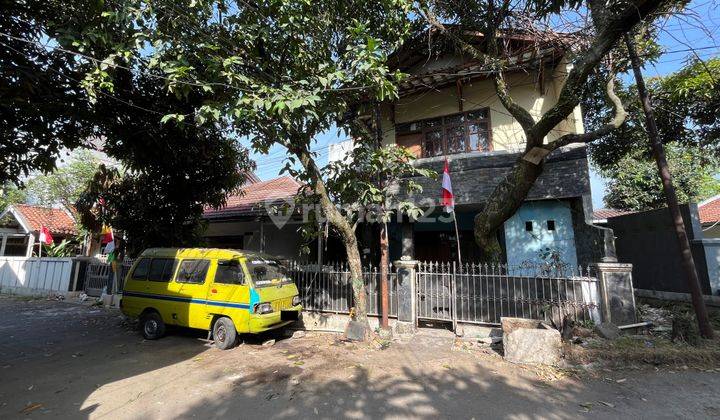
625,34,714,338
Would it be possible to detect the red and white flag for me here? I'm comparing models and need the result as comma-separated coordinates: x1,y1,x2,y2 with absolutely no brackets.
39,225,54,245
441,158,454,213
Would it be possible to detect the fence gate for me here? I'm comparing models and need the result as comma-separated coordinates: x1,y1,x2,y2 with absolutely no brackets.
415,261,600,329
84,259,135,297
415,262,456,328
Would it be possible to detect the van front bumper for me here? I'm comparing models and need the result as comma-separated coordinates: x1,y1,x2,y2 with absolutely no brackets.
249,305,302,332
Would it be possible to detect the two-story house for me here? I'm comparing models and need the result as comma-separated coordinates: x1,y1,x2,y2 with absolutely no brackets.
346,31,612,267
204,31,613,268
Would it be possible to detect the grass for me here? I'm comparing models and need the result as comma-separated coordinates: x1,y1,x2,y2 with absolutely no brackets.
566,335,720,369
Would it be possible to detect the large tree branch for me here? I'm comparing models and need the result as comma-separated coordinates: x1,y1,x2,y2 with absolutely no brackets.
418,1,536,133
529,0,675,140
546,75,627,151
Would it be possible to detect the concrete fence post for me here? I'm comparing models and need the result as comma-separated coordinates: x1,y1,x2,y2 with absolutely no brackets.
591,262,637,326
393,259,418,334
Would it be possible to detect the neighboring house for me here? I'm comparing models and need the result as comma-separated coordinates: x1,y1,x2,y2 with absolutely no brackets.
202,175,305,260
0,204,78,256
698,194,720,238
342,31,611,266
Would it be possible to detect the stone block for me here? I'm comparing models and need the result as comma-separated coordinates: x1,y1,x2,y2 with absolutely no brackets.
345,320,367,341
501,317,562,365
594,322,621,340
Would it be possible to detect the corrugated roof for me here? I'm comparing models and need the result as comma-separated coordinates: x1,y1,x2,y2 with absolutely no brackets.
12,204,77,235
204,176,301,219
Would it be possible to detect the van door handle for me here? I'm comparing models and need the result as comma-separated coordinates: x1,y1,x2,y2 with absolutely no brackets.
211,289,217,294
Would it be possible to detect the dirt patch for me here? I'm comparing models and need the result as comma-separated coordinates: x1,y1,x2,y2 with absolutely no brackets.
564,301,720,371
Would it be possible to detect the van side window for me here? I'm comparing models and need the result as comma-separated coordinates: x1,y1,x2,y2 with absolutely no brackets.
148,258,177,282
214,260,245,285
176,259,210,284
131,258,150,280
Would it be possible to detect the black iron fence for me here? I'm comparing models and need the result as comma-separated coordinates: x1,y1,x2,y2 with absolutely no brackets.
287,262,399,317
416,261,600,326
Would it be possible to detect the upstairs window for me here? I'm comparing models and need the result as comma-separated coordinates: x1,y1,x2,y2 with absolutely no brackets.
396,109,492,158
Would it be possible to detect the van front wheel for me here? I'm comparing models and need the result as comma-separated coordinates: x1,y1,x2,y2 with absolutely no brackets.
140,311,165,340
213,317,237,350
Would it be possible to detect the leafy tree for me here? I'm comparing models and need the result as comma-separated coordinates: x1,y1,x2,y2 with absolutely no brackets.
603,144,720,210
75,71,253,256
3,3,254,254
67,0,417,333
0,0,96,186
419,0,682,257
26,149,101,211
586,57,720,210
0,183,27,212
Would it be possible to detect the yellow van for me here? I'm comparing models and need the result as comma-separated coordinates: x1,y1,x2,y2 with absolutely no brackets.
120,248,302,349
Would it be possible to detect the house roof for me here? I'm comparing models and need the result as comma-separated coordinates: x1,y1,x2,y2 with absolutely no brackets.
592,208,635,222
390,29,570,97
698,195,720,224
203,176,301,219
10,204,78,236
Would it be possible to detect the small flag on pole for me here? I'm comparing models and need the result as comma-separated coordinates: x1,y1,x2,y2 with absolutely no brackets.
100,225,114,244
39,225,54,245
441,158,454,213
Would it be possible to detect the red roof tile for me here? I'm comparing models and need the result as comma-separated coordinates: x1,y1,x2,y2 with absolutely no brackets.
204,176,301,218
592,208,635,221
13,204,78,236
699,195,720,224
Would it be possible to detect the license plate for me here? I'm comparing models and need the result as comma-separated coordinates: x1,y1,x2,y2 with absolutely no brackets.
281,310,299,321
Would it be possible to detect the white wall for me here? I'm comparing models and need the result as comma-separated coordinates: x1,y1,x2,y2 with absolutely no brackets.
0,257,73,295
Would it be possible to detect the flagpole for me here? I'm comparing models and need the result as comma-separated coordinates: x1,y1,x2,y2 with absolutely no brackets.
452,211,462,267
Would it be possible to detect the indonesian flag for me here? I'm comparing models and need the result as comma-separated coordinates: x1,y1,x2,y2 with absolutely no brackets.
100,225,114,244
39,225,54,245
441,158,454,213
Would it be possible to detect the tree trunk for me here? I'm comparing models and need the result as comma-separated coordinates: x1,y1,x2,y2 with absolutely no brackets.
292,144,370,334
473,156,544,260
625,34,714,339
379,222,390,330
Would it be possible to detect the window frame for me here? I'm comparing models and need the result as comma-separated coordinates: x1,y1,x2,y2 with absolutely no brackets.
213,259,246,285
547,220,556,231
396,109,493,158
175,259,210,284
147,258,178,283
130,258,150,281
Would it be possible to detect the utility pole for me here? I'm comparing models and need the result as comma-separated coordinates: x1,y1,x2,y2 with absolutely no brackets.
625,33,714,338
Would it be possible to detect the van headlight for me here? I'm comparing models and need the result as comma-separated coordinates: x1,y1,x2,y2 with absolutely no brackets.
254,302,273,314
292,295,301,306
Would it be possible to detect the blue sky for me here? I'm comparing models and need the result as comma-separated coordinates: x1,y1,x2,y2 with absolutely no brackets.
248,1,720,209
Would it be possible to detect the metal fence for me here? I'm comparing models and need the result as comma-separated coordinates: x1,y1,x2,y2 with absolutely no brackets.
288,262,399,317
416,261,600,326
84,259,134,296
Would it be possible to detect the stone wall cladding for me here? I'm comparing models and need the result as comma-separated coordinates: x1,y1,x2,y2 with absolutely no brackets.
390,146,591,206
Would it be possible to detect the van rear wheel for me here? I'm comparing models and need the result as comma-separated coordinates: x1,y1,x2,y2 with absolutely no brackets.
140,311,165,340
213,317,237,350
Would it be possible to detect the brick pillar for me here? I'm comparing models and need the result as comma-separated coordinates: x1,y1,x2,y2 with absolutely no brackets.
393,259,418,334
591,262,637,325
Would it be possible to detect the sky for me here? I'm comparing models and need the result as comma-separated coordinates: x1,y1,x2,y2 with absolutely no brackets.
245,1,720,209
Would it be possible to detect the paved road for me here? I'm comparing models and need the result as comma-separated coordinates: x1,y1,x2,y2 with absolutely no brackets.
1,296,719,419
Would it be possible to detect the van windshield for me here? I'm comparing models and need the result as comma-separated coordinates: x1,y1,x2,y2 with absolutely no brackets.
246,258,292,288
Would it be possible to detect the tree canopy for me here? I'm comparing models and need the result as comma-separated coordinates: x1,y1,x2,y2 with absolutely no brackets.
1,2,255,253
25,149,101,211
585,57,720,210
